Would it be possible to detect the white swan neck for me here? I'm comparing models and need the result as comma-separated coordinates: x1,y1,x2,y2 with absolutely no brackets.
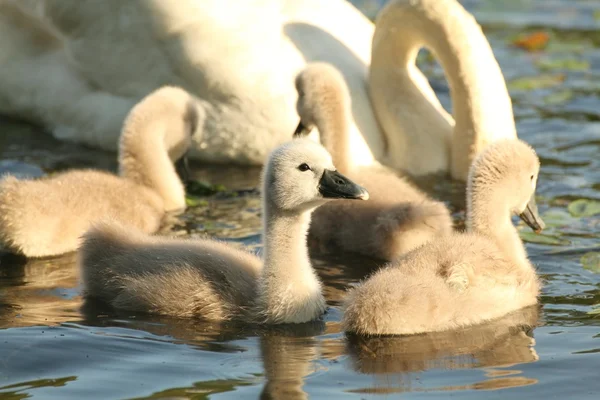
370,0,516,179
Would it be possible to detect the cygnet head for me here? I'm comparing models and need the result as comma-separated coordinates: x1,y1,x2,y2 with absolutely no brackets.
262,138,368,213
293,63,351,137
468,139,545,232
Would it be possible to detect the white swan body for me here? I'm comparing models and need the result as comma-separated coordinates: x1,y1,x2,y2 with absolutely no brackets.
79,138,369,324
1,0,514,180
0,86,198,257
343,139,545,335
0,0,377,166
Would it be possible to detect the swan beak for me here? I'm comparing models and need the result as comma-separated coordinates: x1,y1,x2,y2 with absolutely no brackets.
293,121,311,138
175,155,191,183
519,195,545,233
318,169,369,200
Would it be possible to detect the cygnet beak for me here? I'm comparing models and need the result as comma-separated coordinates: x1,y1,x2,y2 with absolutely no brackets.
318,169,369,200
519,194,545,233
293,121,311,138
175,154,191,183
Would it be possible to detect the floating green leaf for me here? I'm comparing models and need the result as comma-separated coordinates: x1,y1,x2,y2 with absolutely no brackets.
185,196,208,208
543,90,573,105
508,74,565,91
568,199,600,218
519,231,569,246
581,252,600,274
540,209,575,227
537,58,590,72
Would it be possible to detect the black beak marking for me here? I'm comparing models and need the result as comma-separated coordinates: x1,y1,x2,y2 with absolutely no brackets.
519,194,545,233
175,154,191,183
293,121,311,138
318,169,369,200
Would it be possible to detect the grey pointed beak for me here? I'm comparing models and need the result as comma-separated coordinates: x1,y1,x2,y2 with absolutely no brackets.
175,154,191,183
519,195,545,233
318,169,369,200
293,121,311,138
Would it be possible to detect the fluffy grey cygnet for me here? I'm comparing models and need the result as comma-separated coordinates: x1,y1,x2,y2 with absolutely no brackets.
0,86,201,257
79,138,368,324
343,139,545,335
294,63,452,261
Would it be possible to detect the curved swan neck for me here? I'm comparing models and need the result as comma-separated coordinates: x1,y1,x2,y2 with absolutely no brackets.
262,205,314,281
370,0,516,180
467,181,529,268
118,117,186,212
258,202,324,324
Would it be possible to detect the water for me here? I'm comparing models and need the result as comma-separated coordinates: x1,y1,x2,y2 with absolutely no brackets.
1,0,600,398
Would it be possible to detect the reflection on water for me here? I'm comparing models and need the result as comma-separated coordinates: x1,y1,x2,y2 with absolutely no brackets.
346,306,539,375
0,253,80,328
2,0,600,398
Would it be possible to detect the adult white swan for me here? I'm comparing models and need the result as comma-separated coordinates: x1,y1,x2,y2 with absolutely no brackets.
0,0,515,180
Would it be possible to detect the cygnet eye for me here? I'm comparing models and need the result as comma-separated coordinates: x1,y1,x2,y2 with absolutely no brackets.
298,163,311,172
530,174,534,181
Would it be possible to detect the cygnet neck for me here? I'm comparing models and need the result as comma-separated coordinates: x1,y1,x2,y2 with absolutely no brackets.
119,113,186,211
467,179,529,269
369,0,516,180
259,200,324,324
313,97,352,175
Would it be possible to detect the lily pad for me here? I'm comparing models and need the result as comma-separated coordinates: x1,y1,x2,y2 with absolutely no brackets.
540,209,575,227
519,231,570,246
581,252,600,274
537,58,590,72
568,199,600,218
508,74,565,91
543,90,573,105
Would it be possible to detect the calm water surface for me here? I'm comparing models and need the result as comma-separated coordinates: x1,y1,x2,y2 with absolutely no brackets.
2,0,600,398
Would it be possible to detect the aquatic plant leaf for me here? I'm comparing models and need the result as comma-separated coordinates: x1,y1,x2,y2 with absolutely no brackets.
186,180,227,196
581,252,600,274
537,58,589,72
568,199,600,218
185,195,209,208
512,31,549,51
588,304,600,315
519,231,569,246
540,209,575,227
508,74,565,91
543,90,573,105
